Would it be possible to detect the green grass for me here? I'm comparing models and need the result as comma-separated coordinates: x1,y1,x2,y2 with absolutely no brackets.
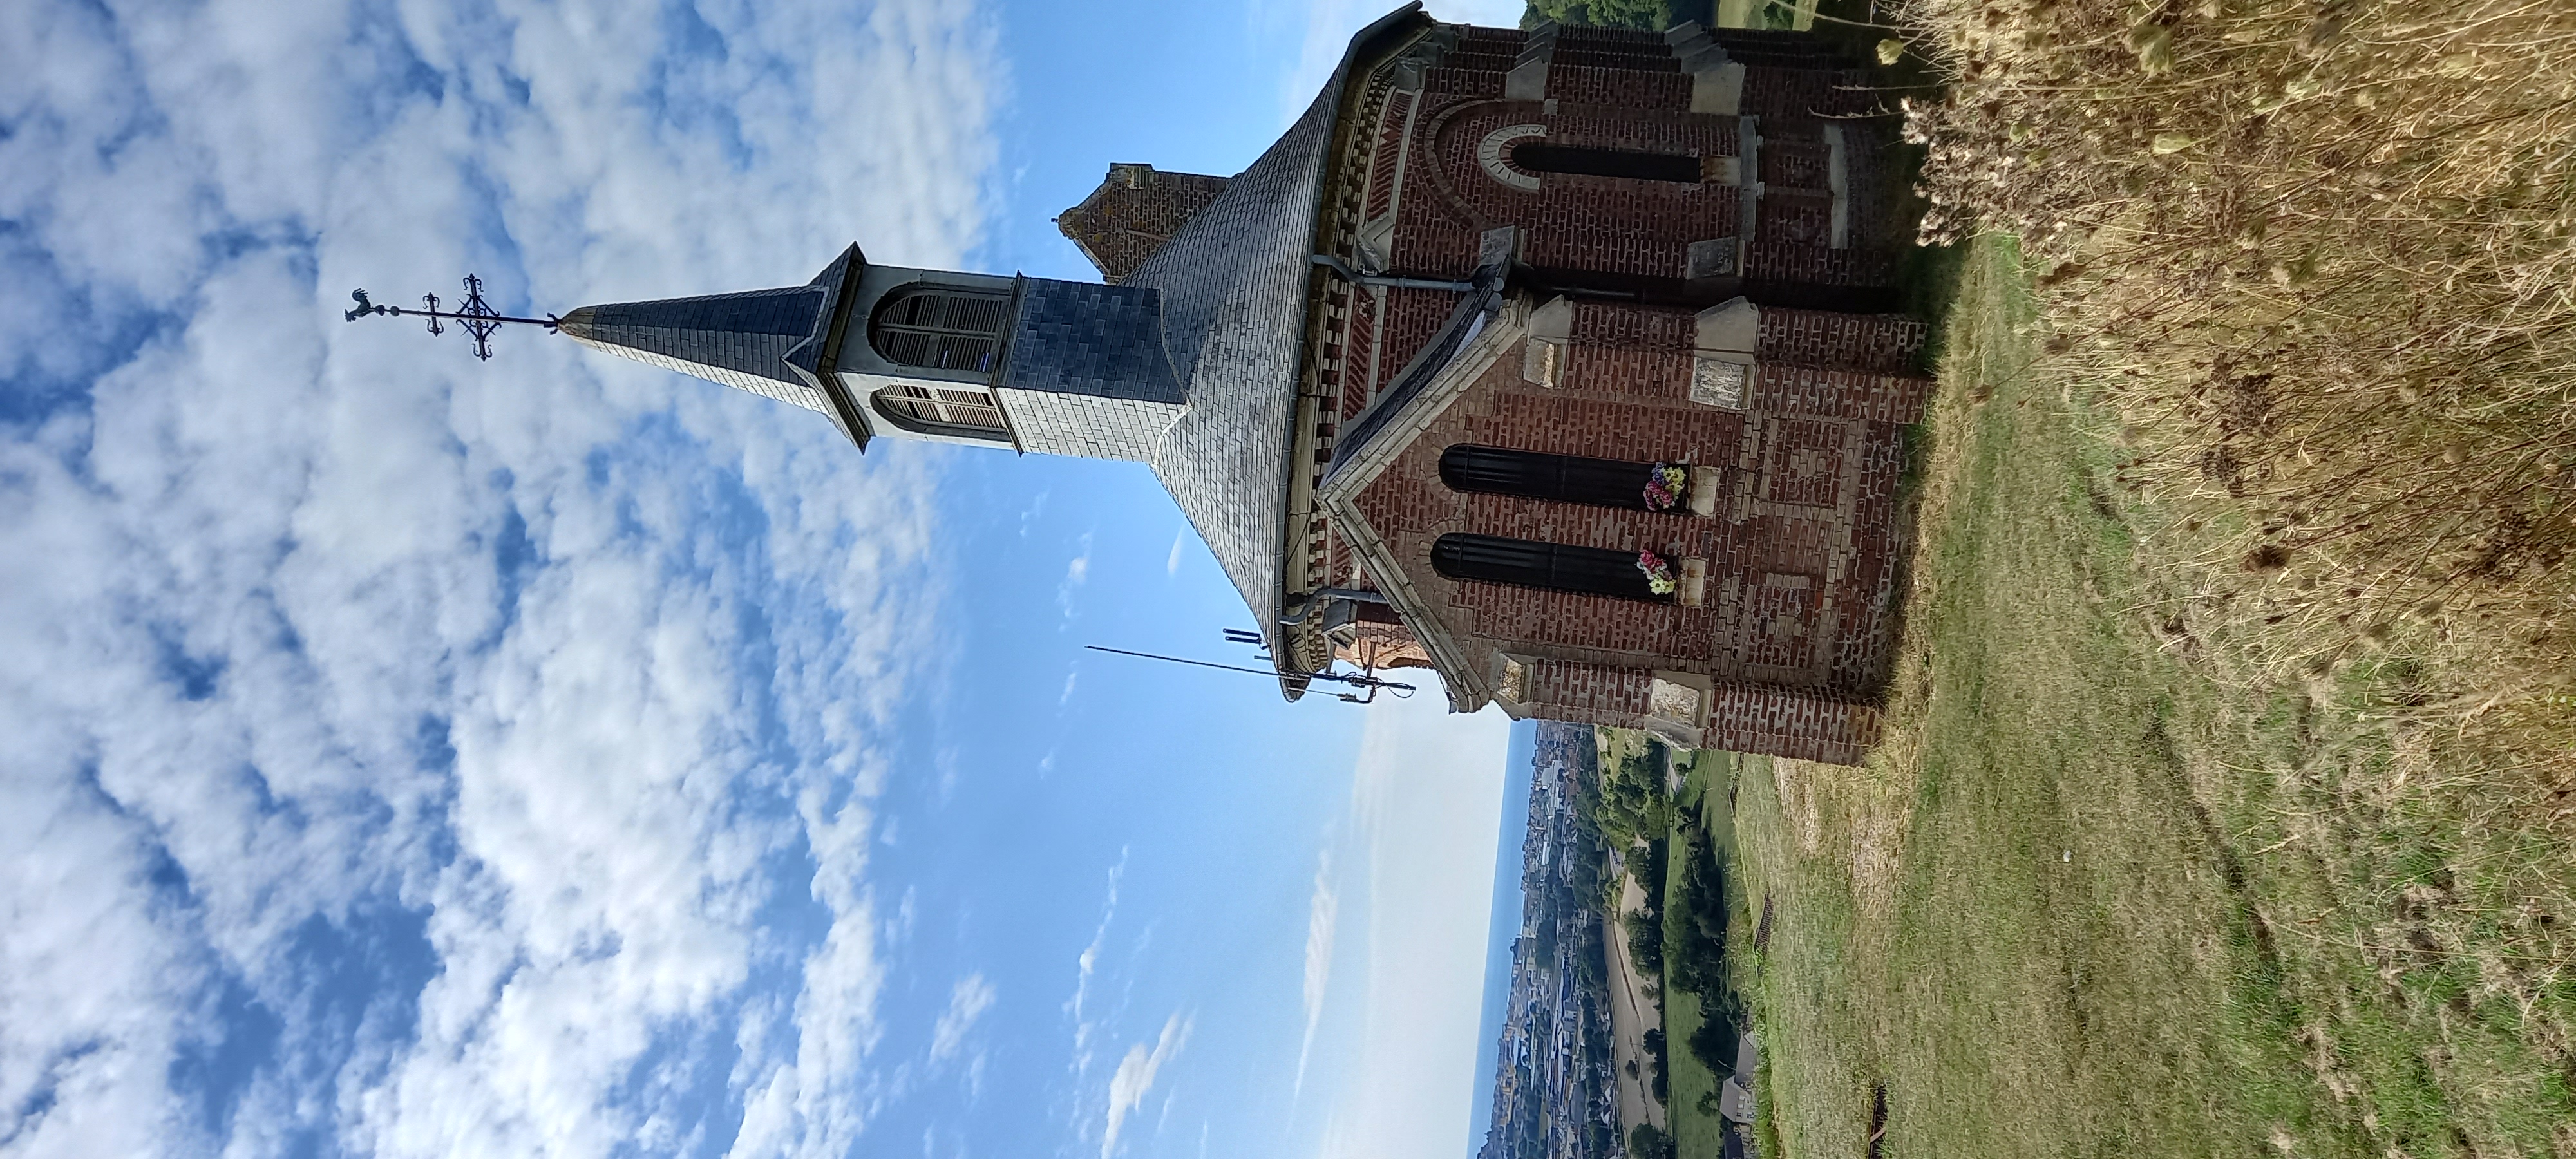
1723,238,2576,1159
1661,751,1749,1159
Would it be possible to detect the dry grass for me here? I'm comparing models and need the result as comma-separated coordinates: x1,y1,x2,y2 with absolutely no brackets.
1728,238,2576,1159
1892,0,2576,769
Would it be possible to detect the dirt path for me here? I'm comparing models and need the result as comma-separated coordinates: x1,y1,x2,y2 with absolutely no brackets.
1603,871,1665,1137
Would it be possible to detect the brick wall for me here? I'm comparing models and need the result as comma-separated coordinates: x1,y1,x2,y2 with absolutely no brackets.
1392,98,1742,280
1309,26,1931,764
1360,29,1906,294
1756,307,1924,372
1055,165,1233,284
1699,681,1883,766
1331,290,1926,762
1519,658,1656,720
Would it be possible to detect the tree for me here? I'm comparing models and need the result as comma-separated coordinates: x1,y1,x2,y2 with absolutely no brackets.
1627,1125,1677,1159
1524,0,1672,31
1665,823,1731,997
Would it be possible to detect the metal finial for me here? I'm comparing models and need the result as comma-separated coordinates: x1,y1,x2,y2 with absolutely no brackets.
344,275,560,361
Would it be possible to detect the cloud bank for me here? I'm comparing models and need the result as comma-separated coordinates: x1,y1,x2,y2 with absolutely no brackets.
0,0,1001,1156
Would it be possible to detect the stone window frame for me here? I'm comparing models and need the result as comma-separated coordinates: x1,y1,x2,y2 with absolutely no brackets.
868,287,1010,374
872,384,1009,441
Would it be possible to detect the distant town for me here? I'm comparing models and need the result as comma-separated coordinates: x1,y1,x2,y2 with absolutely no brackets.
1477,725,1618,1159
1475,724,1763,1159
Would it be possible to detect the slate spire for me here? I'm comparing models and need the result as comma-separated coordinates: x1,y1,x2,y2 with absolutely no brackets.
556,245,865,429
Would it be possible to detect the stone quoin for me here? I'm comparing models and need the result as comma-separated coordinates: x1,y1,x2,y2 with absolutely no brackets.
550,5,1931,765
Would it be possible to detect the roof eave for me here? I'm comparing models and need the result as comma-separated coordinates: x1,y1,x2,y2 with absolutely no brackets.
798,243,876,451
1268,2,1439,700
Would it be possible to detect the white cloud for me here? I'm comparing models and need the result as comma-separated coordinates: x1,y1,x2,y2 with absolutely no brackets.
1066,853,1126,1080
929,974,998,1064
1102,1013,1191,1159
1058,530,1095,622
1166,529,1187,578
0,0,1002,1156
1294,847,1338,1095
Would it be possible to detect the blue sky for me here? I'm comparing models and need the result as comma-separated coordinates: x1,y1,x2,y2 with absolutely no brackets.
0,0,1531,1156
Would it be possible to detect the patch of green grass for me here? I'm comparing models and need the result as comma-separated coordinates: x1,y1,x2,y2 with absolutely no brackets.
1662,751,1752,1159
1662,983,1730,1159
1725,237,2576,1159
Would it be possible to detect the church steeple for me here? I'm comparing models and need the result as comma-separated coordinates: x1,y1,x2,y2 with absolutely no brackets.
540,244,1191,462
556,245,873,446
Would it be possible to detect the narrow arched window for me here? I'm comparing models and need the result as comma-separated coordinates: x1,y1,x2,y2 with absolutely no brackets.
870,288,1010,372
1509,142,1703,184
1441,446,1691,511
873,384,1007,440
1431,534,1668,603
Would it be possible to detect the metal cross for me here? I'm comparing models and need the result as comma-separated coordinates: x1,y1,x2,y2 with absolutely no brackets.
344,275,559,361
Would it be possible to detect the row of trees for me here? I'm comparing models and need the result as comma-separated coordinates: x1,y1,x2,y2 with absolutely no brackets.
1520,0,1672,31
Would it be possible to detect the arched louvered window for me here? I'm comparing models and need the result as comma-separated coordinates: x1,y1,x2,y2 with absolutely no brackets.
873,384,1008,440
1509,142,1703,184
870,288,1010,372
1431,534,1668,603
1441,446,1688,511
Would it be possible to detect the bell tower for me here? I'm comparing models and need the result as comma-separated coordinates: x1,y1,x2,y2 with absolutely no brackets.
554,244,1188,460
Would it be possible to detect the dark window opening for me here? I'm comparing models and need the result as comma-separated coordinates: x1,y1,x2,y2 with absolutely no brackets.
1441,445,1688,511
870,288,1009,372
1430,534,1667,603
1509,142,1703,184
874,384,1007,439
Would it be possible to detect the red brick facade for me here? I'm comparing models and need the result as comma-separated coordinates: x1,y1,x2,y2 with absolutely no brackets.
1303,21,1926,765
1056,164,1233,284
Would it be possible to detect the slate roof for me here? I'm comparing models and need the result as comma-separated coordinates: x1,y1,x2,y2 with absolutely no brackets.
1121,3,1426,637
559,245,864,444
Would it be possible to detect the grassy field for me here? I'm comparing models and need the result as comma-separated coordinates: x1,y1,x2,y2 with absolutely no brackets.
1728,238,2576,1159
1657,749,1758,1159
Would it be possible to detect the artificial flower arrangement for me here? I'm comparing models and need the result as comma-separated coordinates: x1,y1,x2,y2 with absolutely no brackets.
1636,549,1678,595
1642,463,1690,511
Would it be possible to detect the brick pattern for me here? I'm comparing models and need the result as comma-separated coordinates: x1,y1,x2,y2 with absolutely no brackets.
1699,682,1882,766
1392,99,1741,281
1756,308,1924,372
1571,300,1695,348
1341,300,1920,764
1761,417,1847,506
1739,65,1880,122
1745,363,1933,423
1339,289,1381,420
1055,165,1233,284
1362,90,1418,222
1829,420,1908,688
1349,286,1464,408
1519,658,1655,719
1744,240,1899,287
1546,66,1691,110
1302,25,1938,764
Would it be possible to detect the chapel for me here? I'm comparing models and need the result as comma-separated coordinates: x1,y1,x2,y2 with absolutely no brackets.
551,3,1931,764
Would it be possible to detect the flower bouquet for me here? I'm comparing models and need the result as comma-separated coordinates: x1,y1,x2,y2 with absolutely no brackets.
1636,549,1677,596
1642,463,1690,511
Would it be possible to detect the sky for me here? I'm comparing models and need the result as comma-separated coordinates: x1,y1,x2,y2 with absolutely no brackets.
0,0,1537,1157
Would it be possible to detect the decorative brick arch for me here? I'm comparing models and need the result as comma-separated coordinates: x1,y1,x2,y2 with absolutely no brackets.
1473,123,1548,193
